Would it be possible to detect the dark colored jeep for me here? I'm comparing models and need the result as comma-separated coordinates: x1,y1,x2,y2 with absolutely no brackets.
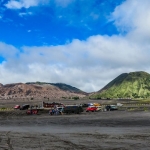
63,105,83,114
20,104,30,110
105,105,118,111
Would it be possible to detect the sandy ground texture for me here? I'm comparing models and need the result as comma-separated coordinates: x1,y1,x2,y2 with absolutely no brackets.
0,110,150,150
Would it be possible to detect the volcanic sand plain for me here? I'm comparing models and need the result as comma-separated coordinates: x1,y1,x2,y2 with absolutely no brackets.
0,99,150,150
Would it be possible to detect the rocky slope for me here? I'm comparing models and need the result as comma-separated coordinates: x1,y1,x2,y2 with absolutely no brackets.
0,82,87,100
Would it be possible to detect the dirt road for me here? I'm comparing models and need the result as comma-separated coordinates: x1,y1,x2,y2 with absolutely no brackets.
0,111,150,150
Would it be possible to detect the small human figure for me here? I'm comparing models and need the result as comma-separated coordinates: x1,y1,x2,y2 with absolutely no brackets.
49,109,53,115
52,109,55,115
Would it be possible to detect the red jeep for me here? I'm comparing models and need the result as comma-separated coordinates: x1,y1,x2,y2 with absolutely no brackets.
86,106,97,112
26,109,38,115
14,105,20,109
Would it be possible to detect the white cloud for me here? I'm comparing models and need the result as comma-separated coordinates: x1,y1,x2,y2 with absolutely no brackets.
54,0,75,7
111,1,150,32
1,0,150,92
19,12,33,16
0,42,18,58
5,0,75,9
5,0,49,9
0,32,150,92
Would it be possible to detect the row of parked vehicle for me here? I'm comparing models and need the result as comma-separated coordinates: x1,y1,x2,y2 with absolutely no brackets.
49,104,118,114
13,102,118,115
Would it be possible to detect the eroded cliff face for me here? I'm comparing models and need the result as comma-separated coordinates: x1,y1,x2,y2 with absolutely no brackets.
0,83,86,100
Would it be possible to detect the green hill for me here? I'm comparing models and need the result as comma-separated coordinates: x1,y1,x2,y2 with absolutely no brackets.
90,71,150,99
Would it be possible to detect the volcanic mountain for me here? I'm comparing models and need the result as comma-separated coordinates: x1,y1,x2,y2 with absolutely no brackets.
0,82,87,100
90,71,150,99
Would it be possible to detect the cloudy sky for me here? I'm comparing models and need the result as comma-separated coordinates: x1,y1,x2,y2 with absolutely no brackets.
0,0,150,92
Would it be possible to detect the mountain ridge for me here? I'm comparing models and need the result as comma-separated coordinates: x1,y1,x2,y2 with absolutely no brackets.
26,82,86,94
0,82,87,100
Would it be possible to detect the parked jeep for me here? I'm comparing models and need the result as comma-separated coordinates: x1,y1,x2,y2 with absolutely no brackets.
86,106,97,112
105,105,118,111
63,105,83,114
20,104,30,110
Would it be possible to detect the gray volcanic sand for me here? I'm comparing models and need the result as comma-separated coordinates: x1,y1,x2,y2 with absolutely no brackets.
0,111,150,150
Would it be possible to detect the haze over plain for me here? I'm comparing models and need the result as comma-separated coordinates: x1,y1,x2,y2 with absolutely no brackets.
0,0,150,92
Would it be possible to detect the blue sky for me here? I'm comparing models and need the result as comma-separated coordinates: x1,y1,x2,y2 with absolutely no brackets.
0,0,150,92
0,0,122,46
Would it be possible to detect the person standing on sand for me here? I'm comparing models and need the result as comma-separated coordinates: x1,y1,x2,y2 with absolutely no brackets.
49,109,53,115
52,109,55,115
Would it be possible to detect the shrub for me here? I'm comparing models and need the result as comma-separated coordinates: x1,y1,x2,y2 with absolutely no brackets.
72,96,79,100
1,107,6,110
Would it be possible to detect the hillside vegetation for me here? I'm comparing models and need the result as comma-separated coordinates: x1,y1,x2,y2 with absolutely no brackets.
26,82,86,94
90,71,150,99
